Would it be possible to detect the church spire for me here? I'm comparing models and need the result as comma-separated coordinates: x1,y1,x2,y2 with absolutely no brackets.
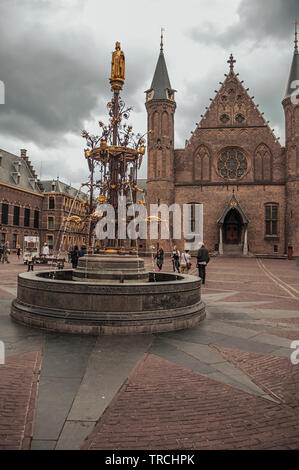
145,32,176,102
285,22,299,99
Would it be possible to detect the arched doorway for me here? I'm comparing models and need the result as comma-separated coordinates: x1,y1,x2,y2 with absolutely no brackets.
217,193,249,256
223,209,243,244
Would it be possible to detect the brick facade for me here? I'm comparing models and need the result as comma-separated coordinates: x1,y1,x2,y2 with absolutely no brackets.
145,49,299,256
0,149,89,254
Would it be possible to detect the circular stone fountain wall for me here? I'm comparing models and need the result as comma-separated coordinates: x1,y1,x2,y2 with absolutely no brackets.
10,268,205,335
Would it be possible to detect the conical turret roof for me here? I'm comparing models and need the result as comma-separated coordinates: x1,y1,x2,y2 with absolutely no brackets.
145,39,176,101
285,27,299,98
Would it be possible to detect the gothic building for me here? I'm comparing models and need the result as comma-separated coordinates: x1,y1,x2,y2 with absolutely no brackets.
145,31,299,256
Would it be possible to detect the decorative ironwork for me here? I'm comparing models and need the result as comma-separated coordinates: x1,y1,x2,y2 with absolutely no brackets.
80,42,148,249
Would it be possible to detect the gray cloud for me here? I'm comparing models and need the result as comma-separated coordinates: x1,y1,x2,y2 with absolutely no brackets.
0,0,152,147
187,0,298,47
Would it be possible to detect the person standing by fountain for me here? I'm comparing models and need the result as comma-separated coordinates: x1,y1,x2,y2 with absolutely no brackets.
180,249,192,274
154,247,164,271
171,245,180,273
71,245,79,269
196,243,210,285
42,243,49,258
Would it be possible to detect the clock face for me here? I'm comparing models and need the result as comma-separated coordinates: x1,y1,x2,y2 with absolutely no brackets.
217,149,248,179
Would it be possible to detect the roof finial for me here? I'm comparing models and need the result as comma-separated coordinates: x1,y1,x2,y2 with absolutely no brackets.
227,53,236,72
295,21,299,52
160,27,165,51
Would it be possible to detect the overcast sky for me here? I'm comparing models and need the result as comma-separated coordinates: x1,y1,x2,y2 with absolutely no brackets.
0,0,297,187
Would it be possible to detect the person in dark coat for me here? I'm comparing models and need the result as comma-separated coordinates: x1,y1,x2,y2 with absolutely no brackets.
196,243,210,285
70,245,79,268
154,247,164,271
78,245,87,258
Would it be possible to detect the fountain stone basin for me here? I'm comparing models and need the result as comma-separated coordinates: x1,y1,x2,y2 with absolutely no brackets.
73,254,149,282
10,267,206,335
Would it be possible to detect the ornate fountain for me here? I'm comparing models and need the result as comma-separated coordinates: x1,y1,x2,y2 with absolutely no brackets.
10,43,205,335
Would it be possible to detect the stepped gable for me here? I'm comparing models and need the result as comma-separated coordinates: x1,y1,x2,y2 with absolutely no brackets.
0,148,43,193
187,54,279,147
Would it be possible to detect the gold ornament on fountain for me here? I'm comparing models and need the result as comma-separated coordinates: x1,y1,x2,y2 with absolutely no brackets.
97,195,107,204
110,41,125,93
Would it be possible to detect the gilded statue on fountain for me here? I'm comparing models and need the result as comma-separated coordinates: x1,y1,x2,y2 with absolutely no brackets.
110,41,125,92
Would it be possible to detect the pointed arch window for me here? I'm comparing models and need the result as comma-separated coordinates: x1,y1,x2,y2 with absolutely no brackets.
162,111,169,136
194,146,210,182
255,144,272,182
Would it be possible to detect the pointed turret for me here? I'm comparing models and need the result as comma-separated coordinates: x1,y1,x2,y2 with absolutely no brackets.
145,32,176,102
285,23,299,98
283,24,299,256
145,32,176,253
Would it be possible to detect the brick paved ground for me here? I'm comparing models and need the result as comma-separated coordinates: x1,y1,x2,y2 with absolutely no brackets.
0,350,42,450
81,353,299,450
0,254,299,450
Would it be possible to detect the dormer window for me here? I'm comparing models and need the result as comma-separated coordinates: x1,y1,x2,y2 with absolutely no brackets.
146,91,154,101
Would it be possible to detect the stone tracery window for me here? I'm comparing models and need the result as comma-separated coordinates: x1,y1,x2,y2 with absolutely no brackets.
235,114,245,123
220,114,230,124
217,148,248,179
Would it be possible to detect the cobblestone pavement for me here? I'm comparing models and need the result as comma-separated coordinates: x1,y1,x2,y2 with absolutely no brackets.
0,254,299,450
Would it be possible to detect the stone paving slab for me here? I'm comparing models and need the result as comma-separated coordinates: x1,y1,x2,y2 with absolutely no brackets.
0,350,42,450
33,376,82,441
159,336,273,399
67,335,153,423
55,421,96,450
31,439,56,450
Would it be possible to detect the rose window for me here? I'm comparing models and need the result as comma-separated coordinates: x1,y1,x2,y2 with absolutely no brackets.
217,149,248,179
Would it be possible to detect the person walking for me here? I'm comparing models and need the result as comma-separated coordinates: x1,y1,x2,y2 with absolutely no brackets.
154,247,164,271
16,244,21,260
1,242,10,264
180,249,192,274
196,243,210,285
171,245,180,273
0,244,3,263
